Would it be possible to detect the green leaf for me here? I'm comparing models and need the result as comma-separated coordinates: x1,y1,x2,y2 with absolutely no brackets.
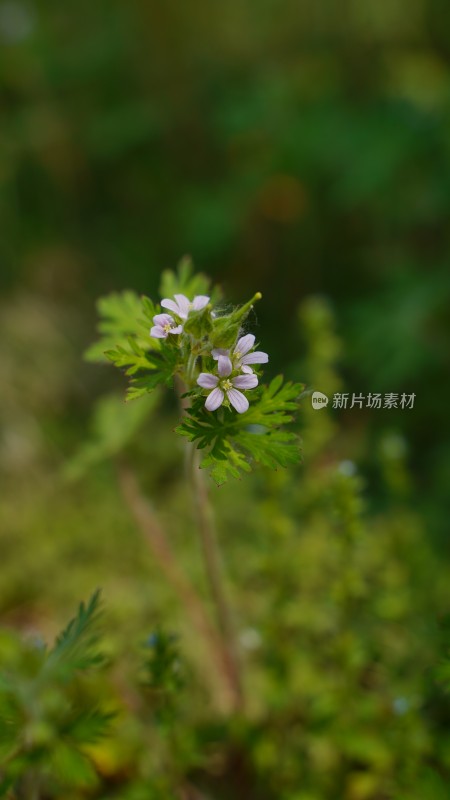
48,591,104,672
102,327,180,401
85,289,180,400
159,256,211,301
65,391,159,480
124,344,179,401
84,291,156,363
50,741,98,788
105,342,154,375
68,709,115,745
201,445,251,485
176,376,303,484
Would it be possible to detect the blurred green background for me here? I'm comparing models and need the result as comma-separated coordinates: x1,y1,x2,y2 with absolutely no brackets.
2,1,450,797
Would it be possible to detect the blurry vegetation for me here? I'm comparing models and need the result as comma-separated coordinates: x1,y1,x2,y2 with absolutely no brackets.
1,0,449,529
0,592,112,798
1,296,450,797
1,0,450,796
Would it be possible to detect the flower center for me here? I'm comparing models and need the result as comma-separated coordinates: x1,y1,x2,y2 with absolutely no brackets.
234,350,241,359
221,379,233,391
163,322,172,332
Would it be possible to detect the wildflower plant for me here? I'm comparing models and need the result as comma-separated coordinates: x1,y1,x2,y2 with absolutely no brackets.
87,258,302,485
83,259,303,714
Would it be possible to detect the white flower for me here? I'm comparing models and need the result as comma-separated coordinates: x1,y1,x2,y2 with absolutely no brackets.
212,334,268,375
160,293,210,320
150,313,183,339
197,356,258,414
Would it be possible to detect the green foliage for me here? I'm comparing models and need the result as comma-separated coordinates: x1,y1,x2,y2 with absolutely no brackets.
178,376,303,484
1,295,450,798
3,0,450,538
49,590,104,670
209,292,262,349
84,289,182,401
85,289,180,400
142,632,185,727
159,256,212,303
66,391,160,480
3,2,450,795
85,291,155,363
85,266,301,483
0,593,113,797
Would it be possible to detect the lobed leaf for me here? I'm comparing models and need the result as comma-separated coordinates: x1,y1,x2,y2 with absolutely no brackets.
84,291,156,363
159,256,211,302
176,377,303,484
48,590,104,672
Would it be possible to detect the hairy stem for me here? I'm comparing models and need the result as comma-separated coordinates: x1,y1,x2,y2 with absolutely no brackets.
187,443,244,712
117,462,239,711
185,352,197,385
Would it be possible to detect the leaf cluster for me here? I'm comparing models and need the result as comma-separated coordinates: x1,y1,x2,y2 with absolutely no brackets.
0,592,113,796
177,376,303,484
85,261,215,401
141,631,185,726
65,391,159,480
159,256,213,302
85,264,303,483
84,290,155,363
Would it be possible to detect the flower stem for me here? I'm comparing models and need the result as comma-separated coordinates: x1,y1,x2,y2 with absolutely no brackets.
185,352,197,386
117,461,239,711
187,442,244,713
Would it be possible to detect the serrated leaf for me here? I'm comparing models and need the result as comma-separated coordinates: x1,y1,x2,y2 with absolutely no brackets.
85,291,156,363
126,374,169,401
177,377,302,484
202,445,251,485
97,309,180,400
48,591,104,673
105,342,155,375
69,709,115,745
159,256,211,301
240,430,299,467
125,345,179,400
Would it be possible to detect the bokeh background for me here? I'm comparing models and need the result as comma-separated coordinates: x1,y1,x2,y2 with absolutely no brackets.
2,1,450,797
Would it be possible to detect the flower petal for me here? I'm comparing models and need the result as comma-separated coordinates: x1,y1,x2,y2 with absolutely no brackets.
192,295,210,310
168,325,183,334
241,350,269,364
235,334,255,356
160,299,180,315
174,294,191,318
197,372,219,388
150,326,166,338
212,348,229,360
241,365,253,374
227,388,249,414
232,374,258,389
153,313,173,326
217,355,232,377
205,387,224,411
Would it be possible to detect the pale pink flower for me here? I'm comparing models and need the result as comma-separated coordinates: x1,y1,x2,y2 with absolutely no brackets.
150,313,183,339
212,334,268,375
197,357,258,414
160,293,210,320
